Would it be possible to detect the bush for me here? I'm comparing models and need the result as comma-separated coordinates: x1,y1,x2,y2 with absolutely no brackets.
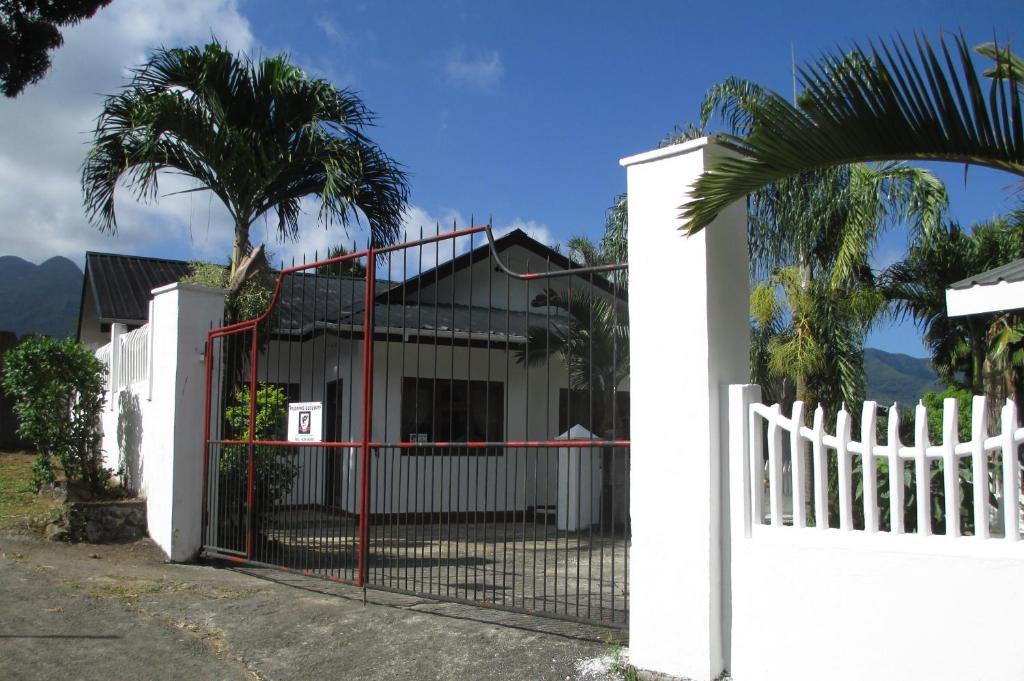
181,260,275,324
1,336,109,492
222,383,298,506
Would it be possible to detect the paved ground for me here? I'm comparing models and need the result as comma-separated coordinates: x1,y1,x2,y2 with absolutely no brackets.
0,531,628,681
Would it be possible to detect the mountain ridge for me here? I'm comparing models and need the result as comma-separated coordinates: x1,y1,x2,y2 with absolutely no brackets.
864,347,944,406
0,255,83,339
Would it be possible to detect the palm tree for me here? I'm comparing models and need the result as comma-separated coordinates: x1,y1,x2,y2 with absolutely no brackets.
698,77,948,409
884,214,1024,402
82,42,409,283
681,33,1023,234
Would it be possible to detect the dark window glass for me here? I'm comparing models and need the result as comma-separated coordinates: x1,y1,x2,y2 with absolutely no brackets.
401,377,503,455
558,389,630,438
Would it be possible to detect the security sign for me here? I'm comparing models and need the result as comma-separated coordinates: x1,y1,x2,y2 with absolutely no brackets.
287,402,323,442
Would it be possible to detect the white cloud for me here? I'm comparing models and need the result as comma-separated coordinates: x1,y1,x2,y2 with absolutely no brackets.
0,0,253,265
443,49,504,90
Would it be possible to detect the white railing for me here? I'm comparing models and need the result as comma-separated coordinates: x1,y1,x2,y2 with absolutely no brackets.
747,396,1022,541
95,342,112,392
117,324,150,390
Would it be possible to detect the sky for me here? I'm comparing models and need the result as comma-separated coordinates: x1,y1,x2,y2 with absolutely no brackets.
0,0,1021,357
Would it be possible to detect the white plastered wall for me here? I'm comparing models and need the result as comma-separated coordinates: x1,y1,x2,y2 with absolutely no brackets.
99,283,226,561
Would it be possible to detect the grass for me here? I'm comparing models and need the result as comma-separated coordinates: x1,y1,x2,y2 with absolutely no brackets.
0,451,61,531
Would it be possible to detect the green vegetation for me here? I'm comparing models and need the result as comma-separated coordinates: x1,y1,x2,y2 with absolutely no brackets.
180,260,276,325
222,383,298,506
315,244,367,278
82,41,409,281
1,336,108,493
884,213,1024,405
0,0,111,97
699,75,946,413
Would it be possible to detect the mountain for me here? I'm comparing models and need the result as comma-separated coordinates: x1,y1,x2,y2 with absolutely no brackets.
864,348,944,407
0,255,82,339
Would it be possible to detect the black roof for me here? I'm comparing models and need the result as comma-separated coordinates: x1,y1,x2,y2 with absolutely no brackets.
949,257,1024,290
384,228,626,303
82,252,191,324
77,230,606,340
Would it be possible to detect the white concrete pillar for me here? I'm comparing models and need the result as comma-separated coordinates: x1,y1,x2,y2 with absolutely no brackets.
621,138,750,680
146,282,225,561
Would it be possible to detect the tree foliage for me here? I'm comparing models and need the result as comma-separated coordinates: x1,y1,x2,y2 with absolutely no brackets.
82,41,409,277
315,243,367,278
0,0,111,97
697,75,947,410
1,336,109,492
884,214,1024,401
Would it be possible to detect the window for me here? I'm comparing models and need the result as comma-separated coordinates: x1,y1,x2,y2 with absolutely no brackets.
400,377,503,454
558,389,630,438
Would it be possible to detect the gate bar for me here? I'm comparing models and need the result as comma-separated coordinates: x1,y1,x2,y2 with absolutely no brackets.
357,248,377,587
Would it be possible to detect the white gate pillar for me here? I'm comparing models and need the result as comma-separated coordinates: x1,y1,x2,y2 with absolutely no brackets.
146,282,225,561
621,138,750,680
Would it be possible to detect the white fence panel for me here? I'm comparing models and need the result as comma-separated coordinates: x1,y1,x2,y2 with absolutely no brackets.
116,324,150,390
747,396,1023,540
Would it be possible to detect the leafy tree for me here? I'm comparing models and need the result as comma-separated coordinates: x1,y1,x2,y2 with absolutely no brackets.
2,336,108,492
82,42,409,283
315,244,367,278
0,0,111,97
681,33,1023,234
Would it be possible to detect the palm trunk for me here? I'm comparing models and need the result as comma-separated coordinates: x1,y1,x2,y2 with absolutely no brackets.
230,220,250,279
797,259,815,523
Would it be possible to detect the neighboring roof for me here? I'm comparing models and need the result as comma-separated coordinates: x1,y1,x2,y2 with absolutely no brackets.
83,252,191,324
949,257,1024,290
945,257,1024,317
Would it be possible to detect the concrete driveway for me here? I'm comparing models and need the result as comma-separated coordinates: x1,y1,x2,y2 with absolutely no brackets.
0,533,625,681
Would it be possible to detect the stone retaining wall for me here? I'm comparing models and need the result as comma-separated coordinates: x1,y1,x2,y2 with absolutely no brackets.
48,499,148,543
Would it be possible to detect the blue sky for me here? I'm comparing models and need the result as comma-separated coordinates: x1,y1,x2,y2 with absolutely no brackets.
0,0,1020,357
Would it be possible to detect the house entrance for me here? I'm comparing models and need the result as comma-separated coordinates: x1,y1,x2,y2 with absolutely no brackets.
200,225,630,628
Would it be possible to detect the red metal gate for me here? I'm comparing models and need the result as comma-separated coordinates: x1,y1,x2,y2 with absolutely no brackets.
200,225,630,627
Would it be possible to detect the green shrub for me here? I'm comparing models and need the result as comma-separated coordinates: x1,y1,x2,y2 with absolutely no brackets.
181,260,276,324
1,336,109,492
222,383,298,505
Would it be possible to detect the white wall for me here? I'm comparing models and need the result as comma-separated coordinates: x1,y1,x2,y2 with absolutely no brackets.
250,334,590,518
623,138,749,681
98,283,226,561
727,385,1024,681
730,530,1024,681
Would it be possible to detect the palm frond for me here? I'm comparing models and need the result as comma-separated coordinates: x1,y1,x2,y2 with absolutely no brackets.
682,32,1023,234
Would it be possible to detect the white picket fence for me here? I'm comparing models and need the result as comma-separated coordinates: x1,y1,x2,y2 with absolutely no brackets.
117,324,150,389
748,396,1022,541
94,322,152,398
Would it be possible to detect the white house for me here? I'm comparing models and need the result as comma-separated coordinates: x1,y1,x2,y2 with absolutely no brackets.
81,228,630,536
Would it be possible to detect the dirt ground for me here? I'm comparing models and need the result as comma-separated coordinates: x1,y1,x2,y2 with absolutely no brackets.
0,530,630,681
